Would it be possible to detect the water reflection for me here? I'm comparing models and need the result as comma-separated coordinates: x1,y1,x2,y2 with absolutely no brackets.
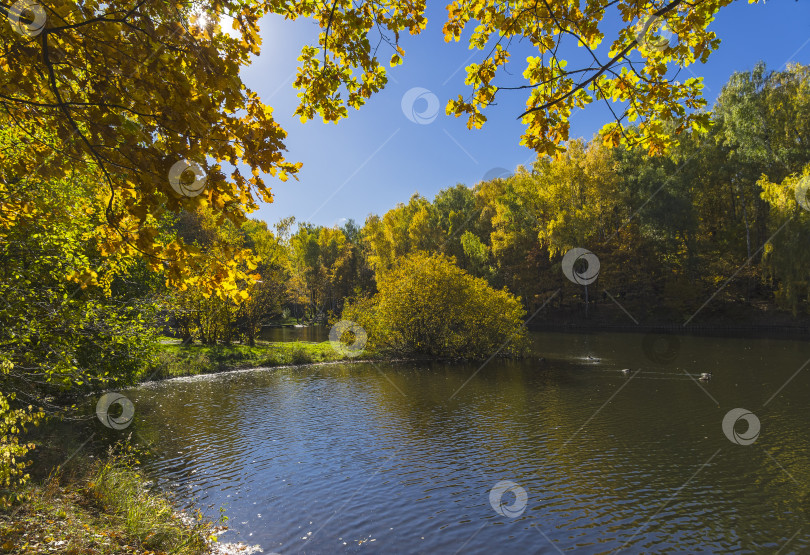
128,332,810,553
258,325,329,343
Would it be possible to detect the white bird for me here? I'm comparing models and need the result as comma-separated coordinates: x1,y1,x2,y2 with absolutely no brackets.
699,372,712,381
621,368,631,376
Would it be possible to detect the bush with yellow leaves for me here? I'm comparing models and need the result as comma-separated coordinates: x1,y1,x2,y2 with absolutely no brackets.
344,253,528,359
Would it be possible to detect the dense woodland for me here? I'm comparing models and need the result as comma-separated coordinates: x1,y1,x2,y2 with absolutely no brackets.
2,63,808,396
162,63,810,342
5,63,810,379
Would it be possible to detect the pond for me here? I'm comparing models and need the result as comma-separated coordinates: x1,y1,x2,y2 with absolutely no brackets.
127,331,810,553
258,325,329,343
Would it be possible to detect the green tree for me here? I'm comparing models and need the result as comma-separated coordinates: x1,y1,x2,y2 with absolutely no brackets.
237,220,287,345
285,223,354,319
0,128,157,490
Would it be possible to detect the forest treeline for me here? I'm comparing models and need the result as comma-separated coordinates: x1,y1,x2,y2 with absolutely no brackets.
169,62,810,341
7,62,809,369
3,63,809,386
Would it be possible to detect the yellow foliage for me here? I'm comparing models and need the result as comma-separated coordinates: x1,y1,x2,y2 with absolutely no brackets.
344,253,528,358
0,360,44,505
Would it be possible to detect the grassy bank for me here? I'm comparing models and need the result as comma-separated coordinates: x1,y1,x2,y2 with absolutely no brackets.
0,446,221,554
149,339,361,379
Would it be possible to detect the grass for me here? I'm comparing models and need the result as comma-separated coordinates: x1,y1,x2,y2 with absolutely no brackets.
148,339,362,380
0,446,217,554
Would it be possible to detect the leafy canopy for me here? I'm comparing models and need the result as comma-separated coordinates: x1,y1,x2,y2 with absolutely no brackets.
294,0,736,154
1,0,749,294
1,0,299,294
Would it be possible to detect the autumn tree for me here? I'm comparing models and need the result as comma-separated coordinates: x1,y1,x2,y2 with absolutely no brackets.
343,253,528,358
294,0,730,155
162,210,290,345
284,223,355,320
237,219,287,345
2,0,747,293
1,0,302,297
362,194,441,274
760,168,810,315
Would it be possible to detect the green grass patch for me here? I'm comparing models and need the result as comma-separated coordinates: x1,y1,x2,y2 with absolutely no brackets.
149,340,361,379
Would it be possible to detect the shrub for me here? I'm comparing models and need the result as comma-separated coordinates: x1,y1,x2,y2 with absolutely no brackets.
343,253,528,359
0,393,43,507
0,358,44,506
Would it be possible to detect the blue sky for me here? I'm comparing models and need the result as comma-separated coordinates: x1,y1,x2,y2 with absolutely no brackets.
240,1,810,229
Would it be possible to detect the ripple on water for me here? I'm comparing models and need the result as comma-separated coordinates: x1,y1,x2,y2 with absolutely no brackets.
128,334,810,553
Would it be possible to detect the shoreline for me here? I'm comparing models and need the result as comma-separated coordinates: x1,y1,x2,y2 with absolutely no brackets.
144,339,536,385
527,322,810,338
135,356,381,386
0,444,259,555
146,325,810,386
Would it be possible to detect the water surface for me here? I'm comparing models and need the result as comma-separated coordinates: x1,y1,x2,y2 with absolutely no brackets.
129,332,810,553
258,326,329,343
